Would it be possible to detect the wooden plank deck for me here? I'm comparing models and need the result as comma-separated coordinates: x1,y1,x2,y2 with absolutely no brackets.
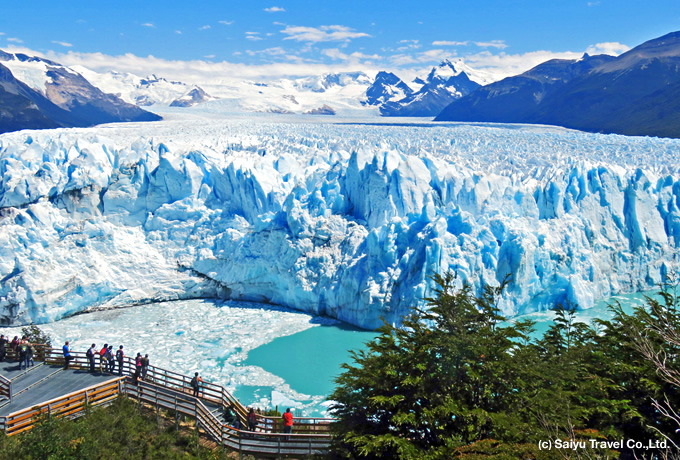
0,365,120,417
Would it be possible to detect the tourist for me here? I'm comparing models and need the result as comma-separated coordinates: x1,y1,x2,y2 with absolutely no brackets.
63,341,72,369
99,343,109,373
10,336,18,358
0,334,7,362
141,354,150,380
115,345,124,375
107,346,115,373
247,407,258,432
190,372,203,397
18,339,29,370
27,342,34,367
282,408,294,440
133,353,142,382
86,344,97,373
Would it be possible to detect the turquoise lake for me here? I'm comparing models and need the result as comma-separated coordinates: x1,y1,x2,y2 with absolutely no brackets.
242,291,657,410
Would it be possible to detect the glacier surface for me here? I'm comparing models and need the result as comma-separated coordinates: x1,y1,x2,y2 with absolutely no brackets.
1,114,680,329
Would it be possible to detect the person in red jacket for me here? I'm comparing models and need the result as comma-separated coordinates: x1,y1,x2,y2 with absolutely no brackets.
282,408,293,440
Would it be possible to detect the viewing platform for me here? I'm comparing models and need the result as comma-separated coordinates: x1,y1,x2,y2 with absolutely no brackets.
0,345,332,457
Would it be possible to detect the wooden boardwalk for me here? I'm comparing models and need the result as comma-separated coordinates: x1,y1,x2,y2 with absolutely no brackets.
0,347,333,457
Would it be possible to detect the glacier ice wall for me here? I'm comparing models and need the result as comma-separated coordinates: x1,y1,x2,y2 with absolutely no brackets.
1,119,679,329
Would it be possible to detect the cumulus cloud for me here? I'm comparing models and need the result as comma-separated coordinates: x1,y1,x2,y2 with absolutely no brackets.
586,42,630,56
51,40,73,47
264,6,285,12
141,23,155,28
204,54,216,59
199,25,211,31
175,30,182,35
281,25,370,43
7,37,23,43
219,20,234,26
432,40,469,46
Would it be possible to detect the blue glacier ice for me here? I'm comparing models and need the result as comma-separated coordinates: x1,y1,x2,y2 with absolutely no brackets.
1,117,679,329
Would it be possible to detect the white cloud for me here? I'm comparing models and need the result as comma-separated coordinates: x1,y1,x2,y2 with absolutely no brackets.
204,54,216,59
199,25,211,31
246,47,287,57
587,1,600,6
432,40,469,46
14,47,382,85
432,40,507,49
175,30,182,35
141,23,155,28
0,32,5,36
7,37,23,43
586,42,630,56
51,40,73,47
281,25,370,43
264,6,285,12
322,48,381,62
245,32,264,41
219,20,234,26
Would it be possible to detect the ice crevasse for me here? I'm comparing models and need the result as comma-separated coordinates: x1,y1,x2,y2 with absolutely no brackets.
1,119,679,329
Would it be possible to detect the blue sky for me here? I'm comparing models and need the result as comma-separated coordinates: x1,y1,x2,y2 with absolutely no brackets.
3,0,680,81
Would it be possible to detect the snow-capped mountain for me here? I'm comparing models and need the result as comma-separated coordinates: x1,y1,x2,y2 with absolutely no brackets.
364,71,414,106
0,50,161,133
294,71,371,93
1,115,679,328
200,71,377,116
436,30,680,138
71,67,214,108
373,60,482,117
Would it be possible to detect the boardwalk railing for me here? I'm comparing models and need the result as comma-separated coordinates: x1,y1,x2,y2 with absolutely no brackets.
2,345,334,456
3,377,125,436
124,379,332,456
0,374,11,403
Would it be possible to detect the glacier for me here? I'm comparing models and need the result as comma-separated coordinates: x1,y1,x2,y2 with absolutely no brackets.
1,114,680,329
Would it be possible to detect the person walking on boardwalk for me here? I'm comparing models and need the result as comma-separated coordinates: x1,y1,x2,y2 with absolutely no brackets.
107,345,115,373
99,343,109,373
190,372,203,397
247,407,258,432
86,344,97,373
282,408,294,440
0,334,7,362
63,341,73,369
115,345,124,375
141,354,150,380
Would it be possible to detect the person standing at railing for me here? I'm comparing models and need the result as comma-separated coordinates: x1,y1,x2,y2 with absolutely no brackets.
133,353,142,383
99,343,109,373
191,372,203,397
141,354,149,381
247,407,258,432
0,334,7,362
10,336,19,359
18,339,30,370
27,342,34,367
63,341,73,369
282,408,294,440
86,344,97,373
115,345,124,375
106,345,115,373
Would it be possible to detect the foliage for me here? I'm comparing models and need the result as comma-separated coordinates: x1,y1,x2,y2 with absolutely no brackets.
20,324,52,347
330,273,680,459
0,397,229,460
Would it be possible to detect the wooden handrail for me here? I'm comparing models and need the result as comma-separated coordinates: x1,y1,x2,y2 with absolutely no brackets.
2,346,334,455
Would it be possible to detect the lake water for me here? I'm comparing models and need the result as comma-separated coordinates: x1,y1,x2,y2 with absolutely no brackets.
0,290,659,416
